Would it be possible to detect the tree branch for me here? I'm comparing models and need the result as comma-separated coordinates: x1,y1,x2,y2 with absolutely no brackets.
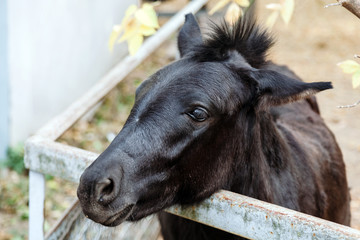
337,100,360,108
337,0,360,19
324,1,360,108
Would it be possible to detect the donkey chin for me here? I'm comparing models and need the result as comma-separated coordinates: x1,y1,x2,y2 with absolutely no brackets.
76,154,138,227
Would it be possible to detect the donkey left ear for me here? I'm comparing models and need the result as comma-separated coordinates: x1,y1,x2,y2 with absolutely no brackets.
249,69,332,107
178,13,202,57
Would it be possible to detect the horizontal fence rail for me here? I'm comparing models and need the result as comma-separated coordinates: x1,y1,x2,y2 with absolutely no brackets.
46,200,161,240
167,191,360,240
25,135,360,240
24,0,360,239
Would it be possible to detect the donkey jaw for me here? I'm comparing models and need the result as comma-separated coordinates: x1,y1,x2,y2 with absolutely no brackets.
99,204,135,227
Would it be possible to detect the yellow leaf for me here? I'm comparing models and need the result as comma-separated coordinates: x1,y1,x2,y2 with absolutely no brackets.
209,0,230,15
124,4,138,19
128,34,144,56
338,60,360,74
266,11,279,29
120,4,138,28
225,2,243,24
280,0,295,24
139,25,157,36
142,4,159,27
234,0,250,7
108,25,122,51
119,19,139,42
135,4,159,28
352,70,360,88
266,3,282,10
109,3,159,55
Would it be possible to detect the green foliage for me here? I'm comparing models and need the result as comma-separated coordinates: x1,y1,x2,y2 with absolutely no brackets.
0,174,29,217
9,230,26,240
0,160,28,239
1,144,26,174
0,168,77,239
134,77,142,87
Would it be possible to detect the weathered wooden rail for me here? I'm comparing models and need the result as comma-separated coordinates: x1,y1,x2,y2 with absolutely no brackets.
24,0,360,239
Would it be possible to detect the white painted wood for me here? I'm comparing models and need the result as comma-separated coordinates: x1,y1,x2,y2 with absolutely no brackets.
24,136,98,182
45,200,161,240
167,190,360,240
29,170,45,240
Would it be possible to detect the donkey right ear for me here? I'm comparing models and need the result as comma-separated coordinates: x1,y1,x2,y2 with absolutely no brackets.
178,13,202,57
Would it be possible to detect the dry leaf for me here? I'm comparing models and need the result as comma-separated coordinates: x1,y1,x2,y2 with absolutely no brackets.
109,3,159,55
135,3,159,28
209,0,230,15
280,0,295,24
265,0,294,28
108,25,122,51
266,11,279,29
128,34,144,56
352,71,360,88
139,25,157,36
338,60,360,74
119,18,138,42
123,4,138,22
225,2,243,24
234,0,250,8
266,3,282,10
338,60,360,89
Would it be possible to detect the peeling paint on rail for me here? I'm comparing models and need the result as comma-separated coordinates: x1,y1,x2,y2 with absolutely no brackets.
25,136,98,182
167,191,360,240
24,136,360,239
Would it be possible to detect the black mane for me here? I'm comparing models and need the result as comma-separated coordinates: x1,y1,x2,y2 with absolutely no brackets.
191,15,274,68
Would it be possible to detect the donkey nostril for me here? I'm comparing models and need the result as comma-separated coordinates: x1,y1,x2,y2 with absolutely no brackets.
100,179,113,194
95,178,116,203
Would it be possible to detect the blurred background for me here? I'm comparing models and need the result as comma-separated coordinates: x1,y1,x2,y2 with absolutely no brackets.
1,0,360,239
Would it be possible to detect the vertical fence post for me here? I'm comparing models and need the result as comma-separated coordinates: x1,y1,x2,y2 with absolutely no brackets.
29,170,45,240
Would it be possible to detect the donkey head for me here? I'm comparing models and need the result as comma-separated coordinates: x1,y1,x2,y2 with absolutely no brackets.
77,14,331,226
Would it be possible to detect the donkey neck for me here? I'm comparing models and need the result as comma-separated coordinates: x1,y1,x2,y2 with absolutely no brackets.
230,109,294,204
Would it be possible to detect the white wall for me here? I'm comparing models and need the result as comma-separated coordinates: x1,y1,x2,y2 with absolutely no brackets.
2,0,137,153
0,0,9,158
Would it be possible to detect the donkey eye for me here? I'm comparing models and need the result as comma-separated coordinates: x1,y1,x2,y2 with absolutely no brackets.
187,108,209,122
